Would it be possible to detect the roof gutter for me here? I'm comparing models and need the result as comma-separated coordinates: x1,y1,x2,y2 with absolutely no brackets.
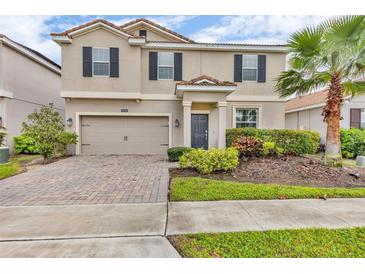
144,42,289,53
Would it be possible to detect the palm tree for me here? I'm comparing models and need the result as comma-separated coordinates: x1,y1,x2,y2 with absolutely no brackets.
275,16,365,167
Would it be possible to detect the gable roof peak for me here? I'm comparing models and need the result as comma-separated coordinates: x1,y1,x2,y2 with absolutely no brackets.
51,18,136,38
177,75,237,87
120,18,195,43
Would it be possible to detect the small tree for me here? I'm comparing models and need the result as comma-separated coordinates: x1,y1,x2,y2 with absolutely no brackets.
275,16,365,167
21,103,77,159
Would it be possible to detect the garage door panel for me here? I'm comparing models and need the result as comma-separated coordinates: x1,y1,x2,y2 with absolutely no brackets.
80,116,169,155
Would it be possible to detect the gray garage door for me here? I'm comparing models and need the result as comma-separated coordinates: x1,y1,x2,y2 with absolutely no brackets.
81,116,169,155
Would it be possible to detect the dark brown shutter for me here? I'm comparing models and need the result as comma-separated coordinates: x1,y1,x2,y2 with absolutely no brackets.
350,108,361,128
234,54,242,82
109,48,119,77
149,52,158,80
257,55,266,82
174,52,182,81
82,47,92,77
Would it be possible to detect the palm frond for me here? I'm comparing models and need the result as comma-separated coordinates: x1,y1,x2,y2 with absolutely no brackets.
343,80,365,96
275,70,330,98
325,15,365,46
288,26,323,58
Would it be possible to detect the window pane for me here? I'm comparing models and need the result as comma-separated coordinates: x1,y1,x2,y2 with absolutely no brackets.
243,55,257,68
236,122,257,128
158,67,173,79
93,62,109,76
243,69,257,81
236,108,258,128
158,52,174,66
361,109,365,128
93,48,109,62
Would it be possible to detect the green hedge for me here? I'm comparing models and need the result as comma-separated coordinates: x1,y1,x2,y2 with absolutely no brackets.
13,134,40,154
340,128,365,158
226,128,320,155
179,148,239,174
167,147,192,162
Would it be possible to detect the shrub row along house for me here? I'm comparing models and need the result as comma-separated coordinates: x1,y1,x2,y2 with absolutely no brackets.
51,18,288,155
0,34,63,153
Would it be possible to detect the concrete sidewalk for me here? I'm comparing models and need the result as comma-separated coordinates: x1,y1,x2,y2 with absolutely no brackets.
0,203,167,241
0,236,180,258
0,203,181,257
166,198,365,235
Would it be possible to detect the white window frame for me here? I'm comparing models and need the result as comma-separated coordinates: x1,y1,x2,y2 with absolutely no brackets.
92,47,110,77
242,55,258,82
361,109,365,129
233,105,262,129
158,52,174,80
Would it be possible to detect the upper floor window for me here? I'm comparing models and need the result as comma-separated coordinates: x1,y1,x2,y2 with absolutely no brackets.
235,108,258,128
139,29,147,37
92,47,110,76
158,52,174,80
242,55,258,81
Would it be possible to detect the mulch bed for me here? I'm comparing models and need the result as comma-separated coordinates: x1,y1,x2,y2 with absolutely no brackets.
169,156,365,188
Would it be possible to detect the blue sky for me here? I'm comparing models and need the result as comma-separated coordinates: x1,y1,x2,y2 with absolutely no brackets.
0,15,329,64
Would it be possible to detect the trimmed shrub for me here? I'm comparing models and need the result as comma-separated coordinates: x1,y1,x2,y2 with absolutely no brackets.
232,136,263,158
179,147,239,174
226,128,320,155
13,134,40,154
340,128,365,158
167,147,192,162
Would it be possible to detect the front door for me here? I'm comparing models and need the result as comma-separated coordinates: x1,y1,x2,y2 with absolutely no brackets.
191,114,208,149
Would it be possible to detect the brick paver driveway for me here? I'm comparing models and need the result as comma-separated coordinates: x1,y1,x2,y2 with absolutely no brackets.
0,155,176,206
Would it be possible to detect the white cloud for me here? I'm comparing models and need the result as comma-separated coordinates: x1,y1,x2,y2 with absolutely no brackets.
191,15,331,44
112,15,195,29
146,16,196,29
0,15,61,64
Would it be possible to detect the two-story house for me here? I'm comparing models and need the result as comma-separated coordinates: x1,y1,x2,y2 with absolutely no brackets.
0,33,63,153
51,18,288,155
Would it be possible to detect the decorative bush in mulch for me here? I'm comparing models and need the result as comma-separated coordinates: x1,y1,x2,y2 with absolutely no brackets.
170,156,365,188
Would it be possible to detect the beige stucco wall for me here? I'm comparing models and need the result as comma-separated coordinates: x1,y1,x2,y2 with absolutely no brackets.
65,98,285,153
61,27,286,100
59,27,286,154
62,29,141,93
129,25,181,42
0,42,62,153
141,48,286,97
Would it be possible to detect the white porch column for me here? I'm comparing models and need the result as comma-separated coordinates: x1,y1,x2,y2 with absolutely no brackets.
217,101,228,149
183,101,192,147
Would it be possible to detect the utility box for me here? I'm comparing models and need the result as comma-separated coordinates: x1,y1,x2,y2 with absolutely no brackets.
0,147,9,163
356,156,365,166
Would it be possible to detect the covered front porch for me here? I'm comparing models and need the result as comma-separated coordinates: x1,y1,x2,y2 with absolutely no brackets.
176,75,237,149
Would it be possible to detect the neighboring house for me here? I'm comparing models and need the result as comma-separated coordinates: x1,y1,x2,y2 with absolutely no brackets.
51,18,288,155
285,89,365,143
0,34,63,153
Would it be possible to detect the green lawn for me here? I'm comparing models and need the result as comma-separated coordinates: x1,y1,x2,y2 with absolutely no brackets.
170,177,365,201
0,155,41,180
169,227,365,258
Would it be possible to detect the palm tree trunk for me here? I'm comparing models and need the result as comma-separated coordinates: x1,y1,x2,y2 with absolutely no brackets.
323,73,343,167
